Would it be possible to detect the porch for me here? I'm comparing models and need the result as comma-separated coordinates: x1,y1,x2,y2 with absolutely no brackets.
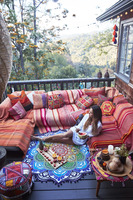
3,77,133,200
6,152,133,200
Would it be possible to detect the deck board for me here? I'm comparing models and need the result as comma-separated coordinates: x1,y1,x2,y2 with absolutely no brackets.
4,152,133,200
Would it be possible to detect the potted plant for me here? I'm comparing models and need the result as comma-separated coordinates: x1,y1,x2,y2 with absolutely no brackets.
115,144,129,164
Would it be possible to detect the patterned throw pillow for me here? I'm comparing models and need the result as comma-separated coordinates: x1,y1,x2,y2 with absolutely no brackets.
98,94,113,106
33,93,47,109
70,109,86,121
8,90,33,111
48,94,64,109
92,97,99,105
9,101,27,120
84,87,105,97
76,95,93,110
100,101,116,116
106,87,120,98
113,95,128,105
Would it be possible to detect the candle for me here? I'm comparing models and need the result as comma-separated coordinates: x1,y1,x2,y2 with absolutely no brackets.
108,145,114,154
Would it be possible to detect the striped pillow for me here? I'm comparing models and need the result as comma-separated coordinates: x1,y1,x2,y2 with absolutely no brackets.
33,93,47,109
8,90,33,111
9,101,26,120
84,87,105,97
113,95,128,105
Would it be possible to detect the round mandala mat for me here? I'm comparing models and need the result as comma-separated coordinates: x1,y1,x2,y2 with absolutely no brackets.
23,130,92,184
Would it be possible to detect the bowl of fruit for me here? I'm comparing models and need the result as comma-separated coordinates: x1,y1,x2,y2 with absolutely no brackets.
78,131,87,139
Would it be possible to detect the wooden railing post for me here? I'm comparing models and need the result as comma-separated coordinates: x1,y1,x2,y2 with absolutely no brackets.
3,77,115,99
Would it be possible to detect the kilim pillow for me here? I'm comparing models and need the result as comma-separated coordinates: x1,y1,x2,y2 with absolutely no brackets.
76,95,93,110
100,101,116,116
113,95,128,105
33,93,48,109
48,94,64,109
98,94,113,106
9,101,26,120
8,90,33,111
91,97,99,105
106,87,120,98
83,87,105,97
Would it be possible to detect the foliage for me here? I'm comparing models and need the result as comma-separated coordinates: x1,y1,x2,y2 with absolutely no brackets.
116,144,129,157
0,0,117,80
0,0,68,79
48,64,77,79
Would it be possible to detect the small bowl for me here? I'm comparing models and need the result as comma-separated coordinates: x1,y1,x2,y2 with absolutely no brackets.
78,132,87,139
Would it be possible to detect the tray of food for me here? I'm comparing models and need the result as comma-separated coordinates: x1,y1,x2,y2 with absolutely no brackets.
95,151,133,178
37,146,67,169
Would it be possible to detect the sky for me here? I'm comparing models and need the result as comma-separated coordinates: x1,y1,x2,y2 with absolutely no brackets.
46,0,119,37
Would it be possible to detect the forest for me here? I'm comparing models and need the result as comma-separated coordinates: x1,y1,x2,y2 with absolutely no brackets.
0,0,118,81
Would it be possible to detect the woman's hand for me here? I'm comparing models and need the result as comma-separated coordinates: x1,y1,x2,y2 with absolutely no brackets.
76,128,80,133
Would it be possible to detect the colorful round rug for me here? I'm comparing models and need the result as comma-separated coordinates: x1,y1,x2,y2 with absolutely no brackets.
23,130,92,184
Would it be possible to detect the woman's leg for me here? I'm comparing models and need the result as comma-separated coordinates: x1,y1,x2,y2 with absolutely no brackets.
43,130,73,143
31,129,74,145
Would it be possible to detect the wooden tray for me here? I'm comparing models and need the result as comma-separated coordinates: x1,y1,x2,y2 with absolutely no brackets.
37,147,67,169
95,151,133,179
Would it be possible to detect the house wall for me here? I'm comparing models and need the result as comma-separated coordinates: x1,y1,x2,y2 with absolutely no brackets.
115,9,133,105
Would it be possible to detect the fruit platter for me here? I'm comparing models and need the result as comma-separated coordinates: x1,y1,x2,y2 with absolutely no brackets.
78,132,87,139
37,145,67,169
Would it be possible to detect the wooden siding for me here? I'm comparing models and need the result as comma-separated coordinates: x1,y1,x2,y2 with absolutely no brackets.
115,11,133,104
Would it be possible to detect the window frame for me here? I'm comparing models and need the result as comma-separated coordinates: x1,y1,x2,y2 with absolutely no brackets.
117,17,133,83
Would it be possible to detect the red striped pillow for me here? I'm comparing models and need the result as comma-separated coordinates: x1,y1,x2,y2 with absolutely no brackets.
84,87,105,97
9,101,26,120
8,90,33,111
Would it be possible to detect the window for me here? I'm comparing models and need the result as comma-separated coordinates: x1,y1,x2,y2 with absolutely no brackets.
118,18,133,82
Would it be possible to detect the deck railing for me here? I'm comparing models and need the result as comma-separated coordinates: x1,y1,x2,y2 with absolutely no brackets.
4,77,115,97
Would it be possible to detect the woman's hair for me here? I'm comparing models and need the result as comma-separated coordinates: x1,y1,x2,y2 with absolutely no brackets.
83,105,102,135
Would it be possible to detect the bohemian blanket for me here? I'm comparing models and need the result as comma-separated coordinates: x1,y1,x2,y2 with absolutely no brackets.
23,130,92,184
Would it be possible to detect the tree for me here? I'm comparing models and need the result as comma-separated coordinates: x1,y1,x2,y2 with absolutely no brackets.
48,65,77,79
0,0,69,80
85,29,117,56
0,13,12,102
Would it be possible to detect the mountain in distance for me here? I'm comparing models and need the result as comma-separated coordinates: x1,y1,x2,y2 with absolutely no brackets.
61,32,117,77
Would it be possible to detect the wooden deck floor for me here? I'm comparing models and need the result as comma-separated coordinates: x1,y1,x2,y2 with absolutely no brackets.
4,154,133,200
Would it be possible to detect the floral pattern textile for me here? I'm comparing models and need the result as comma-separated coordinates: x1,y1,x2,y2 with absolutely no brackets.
23,130,92,184
48,94,64,109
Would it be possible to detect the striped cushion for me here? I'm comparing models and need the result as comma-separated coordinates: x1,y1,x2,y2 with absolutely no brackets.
70,109,86,121
83,87,105,97
113,95,128,105
8,90,33,111
106,87,120,98
9,101,26,120
48,89,84,105
76,95,93,110
33,93,47,109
